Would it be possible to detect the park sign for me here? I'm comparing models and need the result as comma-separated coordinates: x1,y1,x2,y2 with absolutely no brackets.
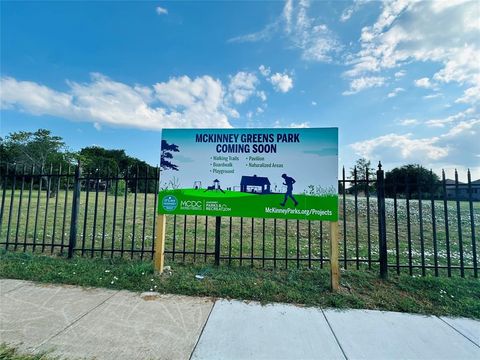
158,128,338,221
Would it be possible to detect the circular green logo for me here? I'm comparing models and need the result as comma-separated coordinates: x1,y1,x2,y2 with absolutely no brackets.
162,195,178,211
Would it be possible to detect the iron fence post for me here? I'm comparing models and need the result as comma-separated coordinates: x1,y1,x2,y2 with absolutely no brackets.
376,162,388,279
68,163,81,259
215,216,221,265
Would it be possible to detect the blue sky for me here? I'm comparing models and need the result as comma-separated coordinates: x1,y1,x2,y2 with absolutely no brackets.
1,1,479,179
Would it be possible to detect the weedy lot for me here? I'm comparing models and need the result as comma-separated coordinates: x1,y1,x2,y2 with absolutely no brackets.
1,251,479,319
1,191,478,276
0,343,53,360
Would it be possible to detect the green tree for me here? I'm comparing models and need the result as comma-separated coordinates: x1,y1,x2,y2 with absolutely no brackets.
1,129,75,196
350,158,375,181
385,164,440,198
1,129,74,170
348,158,376,194
78,146,127,175
79,146,157,193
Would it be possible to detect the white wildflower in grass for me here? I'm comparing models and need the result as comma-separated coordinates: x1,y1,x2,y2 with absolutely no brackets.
110,281,114,285
154,285,157,289
105,270,111,273
73,272,76,275
141,272,145,275
151,278,154,282
113,276,118,280
150,288,153,291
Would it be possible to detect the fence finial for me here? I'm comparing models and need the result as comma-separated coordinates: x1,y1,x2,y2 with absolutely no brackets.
378,161,382,171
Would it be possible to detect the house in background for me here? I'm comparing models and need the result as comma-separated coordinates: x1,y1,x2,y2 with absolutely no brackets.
240,175,271,194
445,179,480,201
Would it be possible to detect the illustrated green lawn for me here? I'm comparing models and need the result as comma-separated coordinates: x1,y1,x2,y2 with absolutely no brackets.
158,188,338,220
172,189,253,198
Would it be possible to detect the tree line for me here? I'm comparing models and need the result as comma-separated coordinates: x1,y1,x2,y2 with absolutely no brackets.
0,129,159,194
347,158,442,198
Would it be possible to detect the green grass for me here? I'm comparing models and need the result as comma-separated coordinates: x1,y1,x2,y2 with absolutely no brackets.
0,190,478,277
1,251,479,319
0,343,54,360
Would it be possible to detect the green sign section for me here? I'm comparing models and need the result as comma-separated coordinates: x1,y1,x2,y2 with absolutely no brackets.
158,128,338,221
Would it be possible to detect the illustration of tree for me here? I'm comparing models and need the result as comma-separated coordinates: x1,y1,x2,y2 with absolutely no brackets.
161,140,179,171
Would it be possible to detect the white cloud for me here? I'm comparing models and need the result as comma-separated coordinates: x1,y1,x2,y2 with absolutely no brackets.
398,118,418,126
351,133,448,162
394,70,406,78
228,22,278,43
344,0,480,95
289,122,310,128
414,77,433,89
227,71,258,104
256,90,267,102
426,107,476,127
455,84,480,104
230,0,341,62
0,76,73,116
311,101,317,106
258,65,271,77
269,72,293,93
93,122,102,131
343,76,385,95
0,73,233,130
340,0,371,22
387,87,404,98
432,45,480,85
351,113,480,172
423,93,442,100
272,119,309,128
156,6,168,15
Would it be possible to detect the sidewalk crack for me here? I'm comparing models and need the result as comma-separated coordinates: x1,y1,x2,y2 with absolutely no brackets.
32,290,120,351
189,298,216,360
1,281,28,295
321,309,348,360
437,316,480,349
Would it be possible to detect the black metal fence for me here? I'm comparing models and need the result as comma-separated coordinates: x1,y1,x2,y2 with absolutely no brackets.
0,163,478,278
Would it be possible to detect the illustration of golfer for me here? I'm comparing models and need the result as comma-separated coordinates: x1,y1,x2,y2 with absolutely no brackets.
280,173,298,207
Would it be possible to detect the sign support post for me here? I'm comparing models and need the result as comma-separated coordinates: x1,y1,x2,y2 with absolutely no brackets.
330,221,340,291
154,214,166,274
214,216,221,266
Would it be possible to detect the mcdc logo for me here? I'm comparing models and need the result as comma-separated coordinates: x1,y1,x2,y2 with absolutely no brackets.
181,200,202,210
162,195,178,211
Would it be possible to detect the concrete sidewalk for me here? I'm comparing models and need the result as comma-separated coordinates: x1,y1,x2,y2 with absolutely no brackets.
1,279,479,360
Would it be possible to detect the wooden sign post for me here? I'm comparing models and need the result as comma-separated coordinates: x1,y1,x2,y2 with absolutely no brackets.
329,221,340,291
154,214,166,274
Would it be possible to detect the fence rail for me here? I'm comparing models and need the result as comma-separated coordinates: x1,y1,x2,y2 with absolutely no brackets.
0,163,478,278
